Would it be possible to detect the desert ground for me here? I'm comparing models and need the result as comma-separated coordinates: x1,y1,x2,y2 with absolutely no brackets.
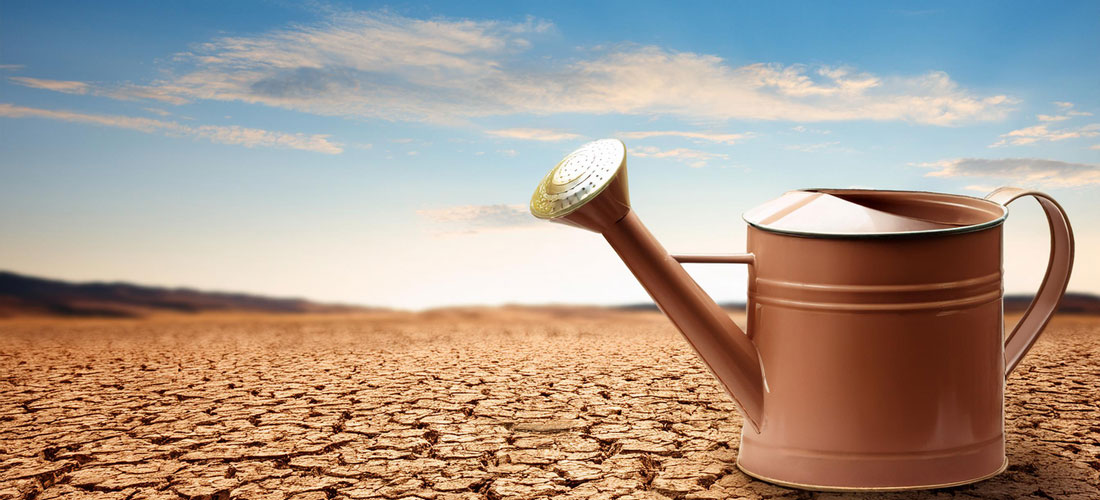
0,308,1097,500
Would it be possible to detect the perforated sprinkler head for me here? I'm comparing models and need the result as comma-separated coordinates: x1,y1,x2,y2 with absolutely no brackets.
530,139,631,232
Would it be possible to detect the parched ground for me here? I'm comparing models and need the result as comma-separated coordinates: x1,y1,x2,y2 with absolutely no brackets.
0,308,1097,500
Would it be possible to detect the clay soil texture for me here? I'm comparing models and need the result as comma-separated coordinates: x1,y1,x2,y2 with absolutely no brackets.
1,308,1098,500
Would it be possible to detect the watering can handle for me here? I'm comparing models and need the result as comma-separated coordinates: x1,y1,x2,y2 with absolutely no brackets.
985,187,1075,378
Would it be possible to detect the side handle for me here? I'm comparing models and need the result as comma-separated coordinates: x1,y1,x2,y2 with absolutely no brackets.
672,253,755,265
985,187,1075,377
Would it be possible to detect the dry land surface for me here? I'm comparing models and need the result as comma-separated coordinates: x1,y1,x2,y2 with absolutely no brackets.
1,308,1097,499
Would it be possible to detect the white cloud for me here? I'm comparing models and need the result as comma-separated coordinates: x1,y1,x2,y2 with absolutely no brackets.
629,145,728,168
10,77,193,105
107,85,191,105
486,128,580,141
617,130,749,144
18,11,1013,126
143,107,173,117
991,101,1098,147
963,184,999,193
417,203,536,233
1037,114,1069,122
991,123,1100,146
1034,103,1092,123
0,64,25,70
10,76,89,94
786,141,842,152
791,125,831,134
0,103,342,154
916,157,1100,188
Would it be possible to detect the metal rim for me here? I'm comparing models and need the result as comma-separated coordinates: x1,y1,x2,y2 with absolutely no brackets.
742,188,1009,239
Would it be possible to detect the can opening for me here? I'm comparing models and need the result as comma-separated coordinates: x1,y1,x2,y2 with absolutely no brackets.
743,189,1008,238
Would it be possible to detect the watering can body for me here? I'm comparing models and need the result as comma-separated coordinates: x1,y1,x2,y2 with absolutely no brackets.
737,217,1007,489
530,140,1074,490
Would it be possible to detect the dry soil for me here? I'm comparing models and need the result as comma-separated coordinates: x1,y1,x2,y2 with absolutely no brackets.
1,308,1097,499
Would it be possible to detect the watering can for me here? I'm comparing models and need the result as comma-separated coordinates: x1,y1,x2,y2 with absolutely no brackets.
528,139,1074,490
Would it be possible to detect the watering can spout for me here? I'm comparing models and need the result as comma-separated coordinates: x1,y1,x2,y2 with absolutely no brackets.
529,139,766,432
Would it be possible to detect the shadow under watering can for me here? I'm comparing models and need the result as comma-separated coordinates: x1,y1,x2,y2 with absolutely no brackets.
528,139,1074,491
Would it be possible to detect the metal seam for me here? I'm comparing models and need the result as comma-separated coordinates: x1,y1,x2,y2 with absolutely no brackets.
755,272,1002,293
753,289,1002,311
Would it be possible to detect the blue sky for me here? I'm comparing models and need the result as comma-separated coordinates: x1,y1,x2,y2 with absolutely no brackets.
1,1,1098,309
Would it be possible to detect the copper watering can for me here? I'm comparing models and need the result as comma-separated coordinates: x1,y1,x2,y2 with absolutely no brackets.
528,139,1074,491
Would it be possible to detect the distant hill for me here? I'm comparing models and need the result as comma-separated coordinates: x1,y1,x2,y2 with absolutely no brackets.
0,271,375,318
5,269,1097,320
616,293,1100,315
1004,293,1100,314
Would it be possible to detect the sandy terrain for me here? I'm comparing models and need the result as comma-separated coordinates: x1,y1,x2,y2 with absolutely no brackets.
0,308,1097,499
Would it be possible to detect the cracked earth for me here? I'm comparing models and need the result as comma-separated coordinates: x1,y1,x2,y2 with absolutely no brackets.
1,308,1097,499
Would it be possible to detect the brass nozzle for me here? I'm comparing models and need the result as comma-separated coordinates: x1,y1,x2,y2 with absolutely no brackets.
530,139,631,232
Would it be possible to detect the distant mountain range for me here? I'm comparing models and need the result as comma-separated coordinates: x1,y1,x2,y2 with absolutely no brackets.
617,293,1100,315
3,270,1098,319
0,271,374,318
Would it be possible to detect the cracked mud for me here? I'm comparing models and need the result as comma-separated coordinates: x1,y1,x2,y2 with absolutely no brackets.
1,309,1097,499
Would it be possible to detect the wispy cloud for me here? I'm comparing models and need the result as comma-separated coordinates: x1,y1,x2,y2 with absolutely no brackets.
993,102,1098,146
15,11,1013,126
786,141,842,152
143,107,173,117
617,130,749,144
417,204,536,233
1051,102,1091,117
10,76,89,94
10,76,189,104
106,85,191,105
991,123,1100,146
962,184,1000,193
0,64,25,70
629,145,729,168
916,157,1100,188
1037,114,1069,122
791,125,831,134
0,103,342,154
486,128,580,141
